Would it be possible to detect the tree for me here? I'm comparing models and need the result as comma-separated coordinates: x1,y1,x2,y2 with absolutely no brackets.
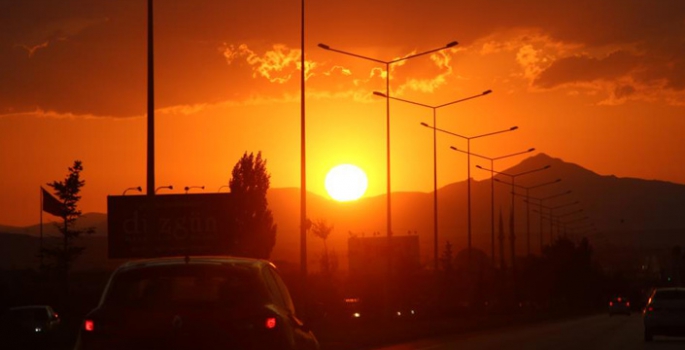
43,160,94,274
311,219,334,274
229,152,277,259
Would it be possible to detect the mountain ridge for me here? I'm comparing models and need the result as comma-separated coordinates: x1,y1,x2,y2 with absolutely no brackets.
2,153,684,272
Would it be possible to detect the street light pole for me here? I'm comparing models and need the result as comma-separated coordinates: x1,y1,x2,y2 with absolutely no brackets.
423,123,518,263
526,190,572,250
155,185,173,193
537,200,580,242
475,164,550,292
319,40,457,312
373,90,492,271
184,185,205,194
123,186,143,196
451,147,535,265
319,41,457,244
496,178,561,256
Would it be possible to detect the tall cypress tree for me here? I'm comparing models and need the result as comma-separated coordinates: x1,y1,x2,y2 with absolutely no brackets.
229,152,277,259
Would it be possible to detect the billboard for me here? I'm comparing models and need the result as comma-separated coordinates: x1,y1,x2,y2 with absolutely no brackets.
107,193,237,259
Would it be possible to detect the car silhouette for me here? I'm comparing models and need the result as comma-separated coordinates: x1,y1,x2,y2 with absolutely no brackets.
608,296,631,316
643,287,685,342
0,305,61,348
74,256,319,350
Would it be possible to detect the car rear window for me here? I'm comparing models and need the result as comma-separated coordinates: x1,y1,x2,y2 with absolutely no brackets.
103,263,268,309
654,289,685,300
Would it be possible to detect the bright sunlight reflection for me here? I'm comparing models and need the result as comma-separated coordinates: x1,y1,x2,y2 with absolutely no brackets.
324,164,368,202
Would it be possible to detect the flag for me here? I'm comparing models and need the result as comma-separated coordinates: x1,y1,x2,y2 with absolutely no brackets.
41,187,64,216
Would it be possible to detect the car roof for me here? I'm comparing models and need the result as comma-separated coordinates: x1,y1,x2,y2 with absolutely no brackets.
115,255,274,273
654,287,685,292
9,305,52,311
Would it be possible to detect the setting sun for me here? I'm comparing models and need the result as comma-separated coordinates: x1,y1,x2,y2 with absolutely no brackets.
324,164,368,202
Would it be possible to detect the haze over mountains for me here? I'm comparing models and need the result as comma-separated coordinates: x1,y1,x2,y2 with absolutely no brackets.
2,153,684,272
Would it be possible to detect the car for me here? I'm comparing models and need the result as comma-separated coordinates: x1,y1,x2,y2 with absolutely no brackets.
0,305,61,348
643,287,685,342
608,296,631,316
74,256,319,350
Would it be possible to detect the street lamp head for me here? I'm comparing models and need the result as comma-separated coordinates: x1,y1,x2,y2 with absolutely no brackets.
420,122,430,128
544,165,551,169
476,165,484,169
450,146,457,151
317,43,330,50
446,41,458,48
482,89,493,95
510,126,519,131
373,91,388,98
528,148,536,152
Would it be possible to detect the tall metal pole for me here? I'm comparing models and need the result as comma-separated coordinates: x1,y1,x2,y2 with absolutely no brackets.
300,0,308,315
386,62,391,241
467,139,472,262
376,91,492,271
490,160,495,265
146,0,155,196
525,188,530,255
432,109,438,271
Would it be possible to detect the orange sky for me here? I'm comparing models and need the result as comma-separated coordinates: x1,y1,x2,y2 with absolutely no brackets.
1,0,685,227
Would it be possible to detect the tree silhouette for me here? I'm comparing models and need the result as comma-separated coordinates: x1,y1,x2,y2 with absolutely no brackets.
43,161,94,282
310,219,334,274
229,151,277,259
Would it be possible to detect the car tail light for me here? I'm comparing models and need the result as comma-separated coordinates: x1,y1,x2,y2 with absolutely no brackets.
609,301,613,306
626,302,630,307
265,317,277,329
84,320,95,332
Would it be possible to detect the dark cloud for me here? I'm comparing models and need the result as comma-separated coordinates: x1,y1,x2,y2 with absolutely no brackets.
1,0,683,117
614,85,636,99
533,51,639,88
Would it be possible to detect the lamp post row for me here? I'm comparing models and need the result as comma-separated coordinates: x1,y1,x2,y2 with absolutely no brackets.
373,90,493,271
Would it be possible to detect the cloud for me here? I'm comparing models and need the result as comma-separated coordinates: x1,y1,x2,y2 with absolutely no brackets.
220,43,318,83
534,51,639,89
15,41,49,58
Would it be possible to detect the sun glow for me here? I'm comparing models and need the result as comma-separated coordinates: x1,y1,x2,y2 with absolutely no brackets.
324,164,368,202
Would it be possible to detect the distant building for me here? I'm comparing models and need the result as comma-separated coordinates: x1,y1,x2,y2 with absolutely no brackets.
348,235,420,277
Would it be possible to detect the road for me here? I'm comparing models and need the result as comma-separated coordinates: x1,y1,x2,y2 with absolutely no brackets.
368,314,685,350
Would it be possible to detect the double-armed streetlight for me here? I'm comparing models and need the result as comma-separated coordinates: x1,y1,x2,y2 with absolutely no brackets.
450,147,535,265
561,216,590,237
319,41,457,247
372,90,492,271
155,185,173,193
422,123,518,262
184,185,205,194
554,209,584,237
525,190,572,250
475,164,550,276
536,200,580,242
123,186,143,196
498,178,561,256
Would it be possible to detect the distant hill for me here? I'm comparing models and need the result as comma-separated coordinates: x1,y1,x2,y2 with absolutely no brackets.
2,153,685,273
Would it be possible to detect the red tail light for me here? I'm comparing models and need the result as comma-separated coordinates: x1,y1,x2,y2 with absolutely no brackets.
84,320,95,332
265,317,277,329
626,302,630,307
609,301,613,306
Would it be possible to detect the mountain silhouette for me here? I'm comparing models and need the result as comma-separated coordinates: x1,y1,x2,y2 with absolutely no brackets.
2,153,684,272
